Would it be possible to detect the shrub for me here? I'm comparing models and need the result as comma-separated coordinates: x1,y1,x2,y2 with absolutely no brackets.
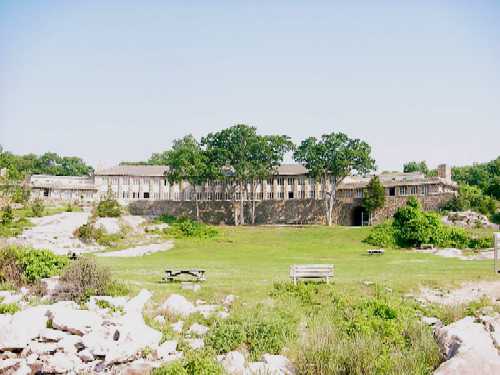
166,219,218,239
56,256,112,302
492,211,500,225
152,361,188,375
0,246,67,286
1,205,14,225
152,350,222,375
158,215,178,224
96,196,121,217
31,199,45,217
205,320,246,354
0,302,20,314
364,221,397,248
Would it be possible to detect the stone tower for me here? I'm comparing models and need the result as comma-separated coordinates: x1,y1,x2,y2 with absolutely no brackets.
437,164,451,180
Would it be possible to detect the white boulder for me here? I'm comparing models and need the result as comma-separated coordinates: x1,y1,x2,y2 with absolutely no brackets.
156,340,178,359
39,328,67,342
189,323,209,336
262,354,296,375
170,320,184,333
434,316,500,374
40,352,82,374
161,294,195,317
48,306,102,336
185,338,204,350
220,351,246,375
0,306,48,351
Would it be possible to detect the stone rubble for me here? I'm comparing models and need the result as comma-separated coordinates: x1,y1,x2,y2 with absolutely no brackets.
217,351,296,375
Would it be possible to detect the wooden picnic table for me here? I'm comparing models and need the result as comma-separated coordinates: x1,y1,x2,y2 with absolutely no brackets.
164,269,206,282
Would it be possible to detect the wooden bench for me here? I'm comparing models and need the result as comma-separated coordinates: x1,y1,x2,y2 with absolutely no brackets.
164,269,206,282
367,249,384,255
289,264,334,285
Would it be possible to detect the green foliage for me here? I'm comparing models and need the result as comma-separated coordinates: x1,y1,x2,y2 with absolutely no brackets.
205,304,297,360
31,198,45,217
74,222,126,247
364,221,397,248
442,184,497,217
152,350,222,375
492,211,500,225
294,132,375,225
96,195,121,217
166,218,219,239
1,205,14,225
362,176,385,214
0,246,67,285
452,156,500,199
158,214,178,224
0,302,20,314
403,160,430,175
103,280,130,297
0,149,93,180
366,199,492,249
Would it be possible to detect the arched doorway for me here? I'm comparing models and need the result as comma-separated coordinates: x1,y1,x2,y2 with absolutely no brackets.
352,206,369,226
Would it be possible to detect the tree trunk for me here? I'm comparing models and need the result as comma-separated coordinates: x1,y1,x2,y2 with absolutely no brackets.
239,181,245,225
194,186,200,222
251,179,257,225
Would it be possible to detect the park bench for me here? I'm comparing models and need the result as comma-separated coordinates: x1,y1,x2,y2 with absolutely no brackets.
289,264,334,285
367,249,384,255
164,269,206,282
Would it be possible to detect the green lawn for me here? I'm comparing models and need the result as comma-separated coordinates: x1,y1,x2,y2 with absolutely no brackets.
97,225,497,304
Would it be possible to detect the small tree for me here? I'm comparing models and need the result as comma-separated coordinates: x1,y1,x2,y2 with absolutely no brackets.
31,198,45,217
294,132,375,226
96,190,121,217
1,205,14,225
362,176,385,224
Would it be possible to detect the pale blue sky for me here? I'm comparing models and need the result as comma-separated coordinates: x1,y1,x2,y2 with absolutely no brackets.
1,1,499,171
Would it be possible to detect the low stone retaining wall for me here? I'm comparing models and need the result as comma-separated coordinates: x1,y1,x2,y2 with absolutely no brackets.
129,194,454,226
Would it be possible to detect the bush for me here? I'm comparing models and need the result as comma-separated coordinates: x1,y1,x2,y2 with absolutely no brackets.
96,196,121,217
158,215,178,224
364,221,396,248
74,223,125,247
166,219,219,239
152,350,222,375
1,205,14,225
152,361,188,375
365,199,493,249
205,320,246,354
0,246,67,286
0,302,20,314
31,199,45,217
492,211,500,225
56,256,113,302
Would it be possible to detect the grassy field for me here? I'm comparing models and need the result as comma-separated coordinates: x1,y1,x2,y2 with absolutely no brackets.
97,225,497,305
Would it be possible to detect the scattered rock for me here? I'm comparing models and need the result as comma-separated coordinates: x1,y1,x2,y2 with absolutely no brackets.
0,306,48,351
40,352,81,374
189,323,209,336
194,304,219,318
48,306,102,336
78,349,94,362
156,340,178,359
223,295,236,306
170,321,184,333
161,294,195,317
220,351,246,375
262,354,296,375
421,316,442,327
185,338,204,350
28,341,58,355
39,328,67,342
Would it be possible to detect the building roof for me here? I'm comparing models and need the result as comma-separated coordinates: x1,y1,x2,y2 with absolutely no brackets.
95,165,168,177
275,164,308,175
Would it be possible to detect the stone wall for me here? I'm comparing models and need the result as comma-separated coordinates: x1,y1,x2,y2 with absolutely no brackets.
129,193,455,226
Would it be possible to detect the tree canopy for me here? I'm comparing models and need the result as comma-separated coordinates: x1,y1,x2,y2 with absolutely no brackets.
362,176,385,216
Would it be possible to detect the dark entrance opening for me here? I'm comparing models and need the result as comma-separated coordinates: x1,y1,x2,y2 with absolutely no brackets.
389,187,396,196
288,191,294,199
352,206,369,226
143,192,150,199
43,189,49,197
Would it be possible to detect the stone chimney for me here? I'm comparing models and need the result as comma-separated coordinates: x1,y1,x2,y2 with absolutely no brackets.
437,164,451,180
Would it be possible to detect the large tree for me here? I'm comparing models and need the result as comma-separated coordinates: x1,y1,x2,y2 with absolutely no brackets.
246,135,294,224
202,124,260,225
294,132,375,226
403,160,429,175
164,135,213,221
362,176,385,224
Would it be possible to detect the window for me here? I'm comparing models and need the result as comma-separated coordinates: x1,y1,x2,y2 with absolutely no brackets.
298,177,305,186
355,189,363,198
421,185,428,195
267,192,274,200
287,178,295,186
388,187,396,196
344,189,352,198
143,178,149,185
206,192,213,201
143,192,150,199
267,178,274,185
112,177,118,184
288,191,294,199
399,186,407,196
299,190,305,199
257,192,263,200
409,186,417,195
278,191,284,199
43,189,49,197
123,177,130,185
122,191,126,198
277,177,284,186
308,190,315,199
308,178,315,186
164,179,168,186
215,192,223,201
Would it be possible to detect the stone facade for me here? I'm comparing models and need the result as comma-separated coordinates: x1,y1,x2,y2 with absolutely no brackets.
30,163,457,226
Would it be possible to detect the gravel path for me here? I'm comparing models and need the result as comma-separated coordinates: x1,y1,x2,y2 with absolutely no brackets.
95,241,174,257
419,281,500,305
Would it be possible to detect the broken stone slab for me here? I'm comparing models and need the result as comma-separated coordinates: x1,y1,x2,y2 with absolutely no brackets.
0,306,48,351
40,352,82,374
78,349,95,362
161,294,195,317
113,359,162,375
220,351,246,375
57,334,84,354
156,340,178,359
189,323,209,336
88,295,129,311
81,326,117,357
0,290,23,304
28,341,58,355
38,328,67,342
421,316,442,327
479,314,500,349
434,316,500,374
47,306,102,336
194,304,220,318
262,354,296,375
